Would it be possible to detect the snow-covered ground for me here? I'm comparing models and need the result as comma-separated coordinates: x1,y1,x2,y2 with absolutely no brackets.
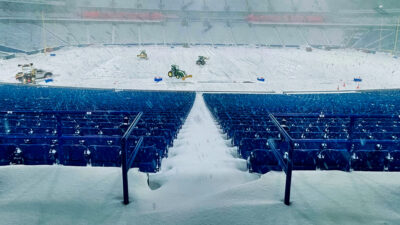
0,45,399,92
1,47,400,224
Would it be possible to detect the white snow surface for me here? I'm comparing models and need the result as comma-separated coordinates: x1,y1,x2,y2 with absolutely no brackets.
0,45,399,92
0,47,400,224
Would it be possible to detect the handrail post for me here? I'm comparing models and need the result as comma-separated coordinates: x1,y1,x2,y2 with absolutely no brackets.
121,138,129,205
284,140,294,205
120,112,143,205
268,113,294,206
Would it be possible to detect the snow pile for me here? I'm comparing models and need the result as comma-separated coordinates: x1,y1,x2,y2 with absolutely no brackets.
146,93,258,210
0,45,399,92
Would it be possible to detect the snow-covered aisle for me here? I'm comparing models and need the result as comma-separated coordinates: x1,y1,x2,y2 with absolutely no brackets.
146,93,259,210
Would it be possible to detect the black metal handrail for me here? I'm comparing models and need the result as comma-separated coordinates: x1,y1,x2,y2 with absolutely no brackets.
269,113,293,142
127,137,143,170
121,112,143,140
268,112,294,206
121,112,143,205
267,112,400,206
267,139,288,172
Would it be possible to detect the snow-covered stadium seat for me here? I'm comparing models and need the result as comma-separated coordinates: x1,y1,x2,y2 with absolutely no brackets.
0,84,195,173
204,91,400,173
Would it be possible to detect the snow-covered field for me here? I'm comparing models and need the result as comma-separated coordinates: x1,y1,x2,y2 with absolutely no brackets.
0,47,400,224
0,45,399,92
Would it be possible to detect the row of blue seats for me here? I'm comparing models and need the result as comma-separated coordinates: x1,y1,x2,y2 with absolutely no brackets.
0,126,178,147
0,114,185,126
231,130,397,147
0,133,174,171
0,144,160,172
0,132,170,150
0,127,174,143
205,92,400,115
0,121,181,133
222,117,399,133
0,114,185,132
0,84,195,112
248,148,400,173
229,128,399,148
238,138,400,159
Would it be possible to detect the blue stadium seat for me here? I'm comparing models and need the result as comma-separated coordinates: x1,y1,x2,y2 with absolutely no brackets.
130,128,148,137
79,127,100,136
98,122,119,129
318,149,350,171
0,144,16,165
14,127,31,135
90,145,121,167
62,138,85,146
351,150,388,171
326,142,349,150
292,149,319,170
38,120,57,127
62,127,78,135
239,138,268,159
249,149,281,173
131,146,160,173
1,138,33,145
85,137,121,146
160,123,179,138
59,145,89,166
19,144,55,165
32,127,56,135
233,131,257,146
389,151,400,171
294,142,322,150
101,128,123,136
233,131,279,147
150,129,173,146
143,136,168,157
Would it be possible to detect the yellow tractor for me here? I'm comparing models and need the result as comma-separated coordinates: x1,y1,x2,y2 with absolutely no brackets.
137,50,148,60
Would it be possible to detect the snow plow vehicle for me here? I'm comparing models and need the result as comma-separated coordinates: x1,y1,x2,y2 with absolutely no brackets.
137,50,148,60
15,63,53,84
167,65,192,80
196,56,209,66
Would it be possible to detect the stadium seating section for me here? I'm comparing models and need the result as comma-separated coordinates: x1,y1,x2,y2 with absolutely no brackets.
0,0,396,53
2,84,399,175
0,84,195,172
204,91,400,173
0,21,349,51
